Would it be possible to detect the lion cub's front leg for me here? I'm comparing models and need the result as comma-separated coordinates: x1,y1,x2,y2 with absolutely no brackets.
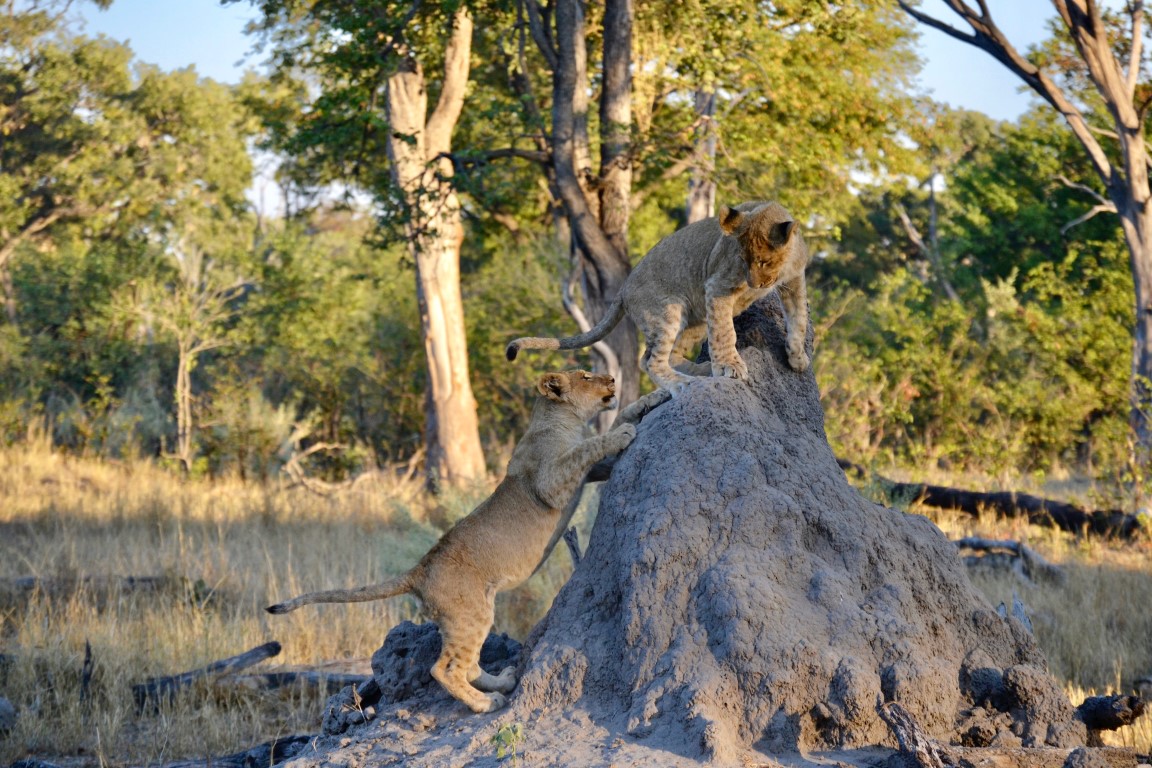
704,287,748,381
779,274,810,372
540,422,637,505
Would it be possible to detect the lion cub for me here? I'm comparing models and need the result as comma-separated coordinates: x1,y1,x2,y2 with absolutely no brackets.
507,201,810,393
267,371,668,714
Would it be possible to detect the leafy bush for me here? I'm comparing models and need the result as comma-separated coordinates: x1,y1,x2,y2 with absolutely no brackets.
815,245,1131,473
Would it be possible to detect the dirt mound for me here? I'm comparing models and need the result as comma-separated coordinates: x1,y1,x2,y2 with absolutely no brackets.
285,296,1091,767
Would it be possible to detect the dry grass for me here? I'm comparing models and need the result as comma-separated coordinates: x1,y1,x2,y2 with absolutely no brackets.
0,442,579,765
3,444,1151,763
908,499,1152,754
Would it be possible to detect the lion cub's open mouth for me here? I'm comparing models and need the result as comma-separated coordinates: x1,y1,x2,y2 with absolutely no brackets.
603,395,618,408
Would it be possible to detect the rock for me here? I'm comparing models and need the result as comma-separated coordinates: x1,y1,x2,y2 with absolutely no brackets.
0,696,15,736
369,620,520,707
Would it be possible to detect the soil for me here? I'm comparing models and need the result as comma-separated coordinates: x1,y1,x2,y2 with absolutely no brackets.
280,297,1142,768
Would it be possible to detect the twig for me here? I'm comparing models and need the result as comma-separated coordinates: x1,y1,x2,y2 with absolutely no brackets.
876,701,952,768
562,527,582,566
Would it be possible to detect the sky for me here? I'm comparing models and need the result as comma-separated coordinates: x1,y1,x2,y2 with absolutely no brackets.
77,0,1059,124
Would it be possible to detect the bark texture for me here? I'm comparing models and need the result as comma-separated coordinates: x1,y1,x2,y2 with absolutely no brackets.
284,296,1090,767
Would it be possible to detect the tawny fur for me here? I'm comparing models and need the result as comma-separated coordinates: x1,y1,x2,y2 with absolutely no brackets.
266,371,668,714
506,202,811,393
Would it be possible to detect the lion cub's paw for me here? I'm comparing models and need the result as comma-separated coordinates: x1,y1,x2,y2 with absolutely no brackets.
787,345,810,372
475,691,508,713
492,666,518,694
613,423,637,447
712,356,749,381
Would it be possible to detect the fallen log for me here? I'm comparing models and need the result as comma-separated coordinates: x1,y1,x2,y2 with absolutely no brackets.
132,641,281,712
157,733,315,768
219,670,370,696
0,575,173,597
838,460,1143,539
955,537,1066,585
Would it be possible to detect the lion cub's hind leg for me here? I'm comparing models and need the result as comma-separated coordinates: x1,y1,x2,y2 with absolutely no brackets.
470,663,517,694
428,598,509,713
638,303,695,394
670,324,709,376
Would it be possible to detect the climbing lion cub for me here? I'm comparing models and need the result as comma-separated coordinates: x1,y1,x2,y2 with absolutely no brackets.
507,201,810,392
267,371,668,714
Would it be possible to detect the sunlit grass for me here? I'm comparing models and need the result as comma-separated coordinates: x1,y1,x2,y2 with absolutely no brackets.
0,442,582,763
3,442,1150,763
911,493,1152,754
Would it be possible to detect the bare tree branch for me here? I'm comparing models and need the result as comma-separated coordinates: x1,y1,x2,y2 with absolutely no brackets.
1056,173,1119,233
521,0,557,72
1056,173,1114,206
562,267,620,377
1127,1,1145,98
897,0,1117,192
893,202,961,301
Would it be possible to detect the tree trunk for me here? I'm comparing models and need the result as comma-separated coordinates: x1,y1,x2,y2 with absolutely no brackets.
1119,190,1152,452
385,8,486,490
551,0,639,420
686,88,717,224
175,342,194,473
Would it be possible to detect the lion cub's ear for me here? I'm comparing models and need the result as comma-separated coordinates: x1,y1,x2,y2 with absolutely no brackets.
769,219,796,248
537,372,571,401
719,205,744,235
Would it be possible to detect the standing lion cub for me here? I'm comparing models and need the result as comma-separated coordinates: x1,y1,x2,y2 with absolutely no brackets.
507,201,811,392
267,371,668,714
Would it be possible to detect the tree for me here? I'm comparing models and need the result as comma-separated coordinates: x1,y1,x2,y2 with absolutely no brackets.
240,0,487,490
385,6,486,489
545,0,639,413
146,235,245,473
468,0,916,412
897,0,1152,452
0,1,257,460
816,106,1132,471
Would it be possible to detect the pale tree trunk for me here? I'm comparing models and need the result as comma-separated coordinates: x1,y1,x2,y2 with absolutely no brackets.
898,0,1152,454
549,0,639,426
385,7,486,491
175,341,194,473
686,88,717,224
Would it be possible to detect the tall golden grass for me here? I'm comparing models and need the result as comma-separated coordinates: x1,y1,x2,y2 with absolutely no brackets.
1,443,1148,763
0,441,578,764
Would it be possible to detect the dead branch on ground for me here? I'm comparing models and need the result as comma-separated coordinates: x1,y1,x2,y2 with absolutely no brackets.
954,537,1065,585
132,641,282,713
839,460,1142,539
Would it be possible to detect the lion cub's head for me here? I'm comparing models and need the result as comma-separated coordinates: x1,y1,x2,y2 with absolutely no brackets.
719,202,798,290
536,370,617,417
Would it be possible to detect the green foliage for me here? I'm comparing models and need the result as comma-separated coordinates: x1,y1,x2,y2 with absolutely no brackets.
490,721,525,763
816,252,1131,473
0,0,1143,487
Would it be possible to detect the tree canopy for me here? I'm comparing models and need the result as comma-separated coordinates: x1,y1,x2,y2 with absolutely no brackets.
0,0,1144,491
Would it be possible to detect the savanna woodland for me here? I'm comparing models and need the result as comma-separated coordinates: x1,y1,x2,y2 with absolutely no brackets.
4,0,1152,765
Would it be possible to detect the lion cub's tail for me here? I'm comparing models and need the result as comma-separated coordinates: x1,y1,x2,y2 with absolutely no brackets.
266,574,412,614
506,296,626,361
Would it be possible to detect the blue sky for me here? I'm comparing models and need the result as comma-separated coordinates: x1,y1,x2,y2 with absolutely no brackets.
77,0,1058,123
